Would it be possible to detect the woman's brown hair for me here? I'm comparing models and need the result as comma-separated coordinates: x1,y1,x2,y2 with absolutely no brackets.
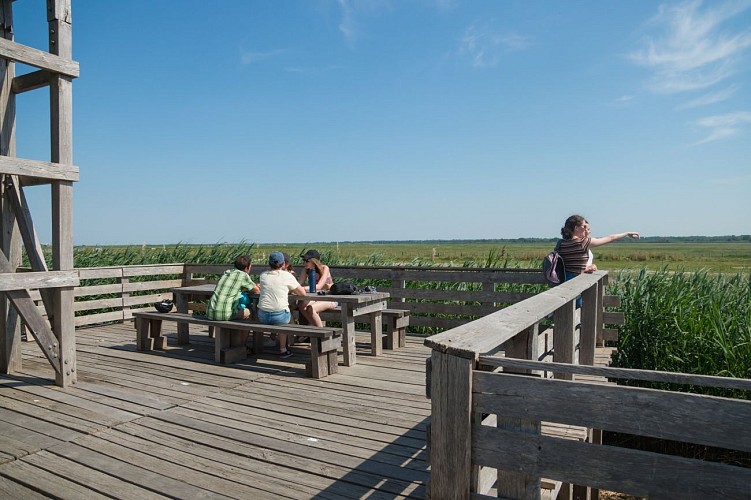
561,215,586,239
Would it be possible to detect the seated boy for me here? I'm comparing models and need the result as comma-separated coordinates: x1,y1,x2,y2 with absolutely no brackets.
207,255,260,322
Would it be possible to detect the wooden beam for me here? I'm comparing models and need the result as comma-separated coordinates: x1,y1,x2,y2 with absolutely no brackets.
0,270,78,291
12,69,50,94
3,178,56,321
0,155,78,182
0,36,79,78
0,251,61,374
49,0,76,387
0,0,21,374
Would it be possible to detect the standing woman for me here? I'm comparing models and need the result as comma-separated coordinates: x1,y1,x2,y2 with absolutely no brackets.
558,215,640,281
297,249,336,327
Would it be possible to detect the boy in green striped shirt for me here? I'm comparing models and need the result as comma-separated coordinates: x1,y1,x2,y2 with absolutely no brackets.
207,255,260,321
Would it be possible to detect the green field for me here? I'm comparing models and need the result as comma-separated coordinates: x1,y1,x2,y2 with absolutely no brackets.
67,240,751,273
256,240,751,273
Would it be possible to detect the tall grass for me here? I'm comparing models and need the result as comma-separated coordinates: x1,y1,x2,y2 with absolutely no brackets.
71,242,258,268
609,268,751,397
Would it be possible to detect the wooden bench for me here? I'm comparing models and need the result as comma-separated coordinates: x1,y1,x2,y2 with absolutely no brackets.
318,306,410,349
131,311,342,378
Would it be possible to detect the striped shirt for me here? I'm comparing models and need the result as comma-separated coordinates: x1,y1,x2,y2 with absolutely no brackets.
207,269,256,321
558,238,591,275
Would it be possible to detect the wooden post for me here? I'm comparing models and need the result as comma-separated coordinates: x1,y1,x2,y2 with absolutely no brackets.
391,278,405,303
496,324,543,499
579,282,599,366
553,299,575,380
120,274,130,322
49,0,76,387
0,0,21,374
428,350,474,499
596,275,606,347
481,280,495,310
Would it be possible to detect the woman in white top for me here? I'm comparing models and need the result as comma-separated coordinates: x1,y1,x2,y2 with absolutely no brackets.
257,251,307,358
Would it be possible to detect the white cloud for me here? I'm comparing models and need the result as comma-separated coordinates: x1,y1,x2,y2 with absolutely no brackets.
458,21,532,68
337,0,359,43
240,48,287,65
630,0,751,94
692,110,751,143
334,0,395,45
676,84,739,109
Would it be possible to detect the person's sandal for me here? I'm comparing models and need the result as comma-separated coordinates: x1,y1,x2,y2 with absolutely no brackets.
278,349,293,359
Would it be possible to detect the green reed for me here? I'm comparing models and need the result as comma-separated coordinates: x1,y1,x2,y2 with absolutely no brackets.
609,268,750,397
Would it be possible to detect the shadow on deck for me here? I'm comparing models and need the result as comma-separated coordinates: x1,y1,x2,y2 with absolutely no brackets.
0,322,432,499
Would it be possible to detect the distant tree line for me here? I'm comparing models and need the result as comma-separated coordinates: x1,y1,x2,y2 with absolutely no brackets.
349,235,751,244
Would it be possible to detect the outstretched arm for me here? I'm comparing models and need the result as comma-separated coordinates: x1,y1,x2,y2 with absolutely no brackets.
590,231,640,248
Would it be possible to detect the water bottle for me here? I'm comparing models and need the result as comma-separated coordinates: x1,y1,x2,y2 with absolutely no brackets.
309,267,316,293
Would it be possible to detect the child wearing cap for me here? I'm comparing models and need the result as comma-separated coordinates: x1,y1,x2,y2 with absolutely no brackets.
258,251,307,358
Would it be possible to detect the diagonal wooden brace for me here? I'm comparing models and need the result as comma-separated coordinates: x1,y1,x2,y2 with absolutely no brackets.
0,252,62,374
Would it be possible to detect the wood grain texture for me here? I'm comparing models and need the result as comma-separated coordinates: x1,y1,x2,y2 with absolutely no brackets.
0,323,432,498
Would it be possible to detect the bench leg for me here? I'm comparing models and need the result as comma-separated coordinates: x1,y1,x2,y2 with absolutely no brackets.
215,327,247,364
136,317,165,351
383,316,408,350
384,321,395,350
136,317,150,351
309,336,341,379
310,338,327,379
151,319,167,350
253,331,265,354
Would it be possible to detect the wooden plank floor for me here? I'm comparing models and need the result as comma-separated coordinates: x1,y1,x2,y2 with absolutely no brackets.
0,323,431,499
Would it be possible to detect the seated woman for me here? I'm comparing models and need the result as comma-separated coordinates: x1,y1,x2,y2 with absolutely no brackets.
297,249,336,327
257,251,307,358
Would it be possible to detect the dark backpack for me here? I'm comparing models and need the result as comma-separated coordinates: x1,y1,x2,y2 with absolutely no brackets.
542,241,566,286
330,281,358,295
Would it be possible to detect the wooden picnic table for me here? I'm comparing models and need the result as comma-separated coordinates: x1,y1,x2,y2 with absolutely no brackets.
289,291,390,367
171,284,390,367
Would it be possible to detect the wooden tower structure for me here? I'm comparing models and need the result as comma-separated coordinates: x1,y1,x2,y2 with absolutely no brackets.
0,0,79,387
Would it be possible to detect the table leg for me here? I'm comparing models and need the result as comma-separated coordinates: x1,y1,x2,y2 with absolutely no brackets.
340,303,356,367
175,292,190,344
370,310,383,357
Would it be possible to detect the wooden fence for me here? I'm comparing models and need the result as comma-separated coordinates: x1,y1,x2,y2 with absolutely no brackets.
424,271,751,499
30,263,586,332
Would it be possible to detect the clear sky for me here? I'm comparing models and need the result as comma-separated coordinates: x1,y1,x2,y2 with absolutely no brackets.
11,0,751,245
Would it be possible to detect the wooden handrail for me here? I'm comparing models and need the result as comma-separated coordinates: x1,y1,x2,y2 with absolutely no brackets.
425,271,605,358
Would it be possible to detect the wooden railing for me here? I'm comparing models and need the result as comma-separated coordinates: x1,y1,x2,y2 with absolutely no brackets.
424,271,751,499
28,264,183,327
316,265,548,331
29,263,574,331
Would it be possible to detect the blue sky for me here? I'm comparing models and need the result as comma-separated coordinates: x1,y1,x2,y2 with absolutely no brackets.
11,0,751,245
